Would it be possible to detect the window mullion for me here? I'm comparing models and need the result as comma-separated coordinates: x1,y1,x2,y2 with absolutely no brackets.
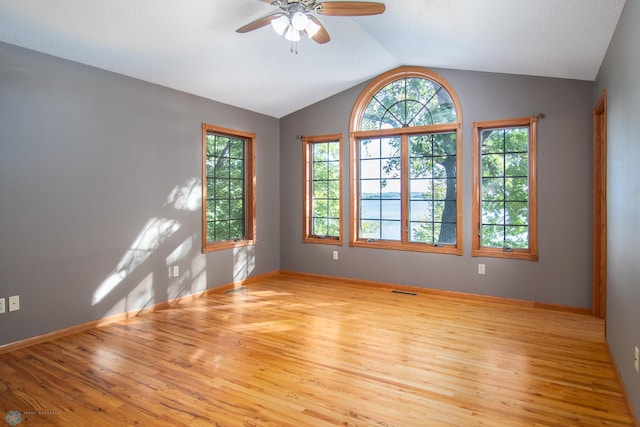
401,134,409,243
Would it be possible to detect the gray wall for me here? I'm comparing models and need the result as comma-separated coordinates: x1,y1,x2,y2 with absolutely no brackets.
595,0,640,420
280,68,594,308
0,42,280,346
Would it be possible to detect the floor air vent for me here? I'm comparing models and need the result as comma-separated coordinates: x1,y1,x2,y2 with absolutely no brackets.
391,290,417,296
225,286,246,294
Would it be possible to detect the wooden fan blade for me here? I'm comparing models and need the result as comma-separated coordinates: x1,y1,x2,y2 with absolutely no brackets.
236,12,284,33
317,1,385,16
307,16,330,44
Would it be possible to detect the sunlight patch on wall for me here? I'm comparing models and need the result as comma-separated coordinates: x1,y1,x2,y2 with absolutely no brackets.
166,236,192,266
191,252,207,294
165,177,201,211
101,270,153,318
93,217,181,305
127,273,154,311
233,245,255,284
167,274,190,301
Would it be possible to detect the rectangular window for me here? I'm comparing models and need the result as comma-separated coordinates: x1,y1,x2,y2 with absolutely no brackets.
408,133,458,245
472,117,538,260
202,123,256,253
359,136,401,241
303,134,343,245
351,128,462,254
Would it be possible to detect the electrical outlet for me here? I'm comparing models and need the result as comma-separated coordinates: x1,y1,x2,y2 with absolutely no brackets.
172,266,180,277
332,251,338,260
635,346,639,373
0,298,5,314
9,295,19,312
478,264,486,275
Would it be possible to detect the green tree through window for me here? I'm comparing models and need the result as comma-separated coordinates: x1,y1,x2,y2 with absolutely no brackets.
303,134,343,245
472,117,538,261
350,67,462,254
202,124,256,253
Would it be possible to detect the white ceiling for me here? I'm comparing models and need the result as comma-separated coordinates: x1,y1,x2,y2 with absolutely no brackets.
0,0,626,118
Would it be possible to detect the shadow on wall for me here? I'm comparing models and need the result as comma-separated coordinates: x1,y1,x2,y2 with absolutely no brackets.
89,177,255,321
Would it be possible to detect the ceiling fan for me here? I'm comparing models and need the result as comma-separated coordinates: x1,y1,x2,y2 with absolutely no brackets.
236,0,385,50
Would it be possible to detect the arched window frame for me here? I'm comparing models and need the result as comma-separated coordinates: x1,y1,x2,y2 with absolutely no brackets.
349,66,463,254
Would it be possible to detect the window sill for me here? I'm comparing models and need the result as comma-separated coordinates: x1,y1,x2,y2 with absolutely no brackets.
203,239,255,253
303,237,343,246
350,239,462,255
472,247,537,261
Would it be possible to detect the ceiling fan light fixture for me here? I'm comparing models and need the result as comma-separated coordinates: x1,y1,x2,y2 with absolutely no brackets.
284,25,301,42
305,19,321,38
271,15,290,35
291,12,309,31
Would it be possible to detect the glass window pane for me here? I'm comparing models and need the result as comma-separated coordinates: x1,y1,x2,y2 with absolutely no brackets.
360,220,380,239
327,180,340,200
230,201,243,220
361,200,381,220
361,159,380,179
482,201,504,225
381,220,401,240
433,201,445,221
215,158,230,177
313,161,328,180
433,133,457,156
313,181,328,199
360,139,381,159
206,222,216,242
214,221,230,240
481,130,505,154
482,154,504,177
328,200,340,218
361,179,382,195
229,159,244,179
326,218,340,237
410,157,432,179
380,178,401,197
410,222,433,243
229,179,244,199
229,140,244,158
327,142,340,161
229,220,243,239
505,226,528,249
381,137,399,157
505,128,528,152
505,153,528,177
381,200,401,220
432,179,448,200
327,161,340,180
505,202,528,226
313,199,328,217
505,178,528,201
313,217,328,236
214,136,230,157
215,200,230,218
410,179,432,199
313,143,328,162
482,178,504,201
410,200,432,221
481,225,504,248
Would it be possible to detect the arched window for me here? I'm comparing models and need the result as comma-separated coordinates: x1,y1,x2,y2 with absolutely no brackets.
349,67,462,254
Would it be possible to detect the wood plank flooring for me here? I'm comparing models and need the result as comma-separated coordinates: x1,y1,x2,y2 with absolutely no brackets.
0,273,635,426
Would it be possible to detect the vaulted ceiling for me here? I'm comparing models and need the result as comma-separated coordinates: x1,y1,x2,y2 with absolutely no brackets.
0,0,626,118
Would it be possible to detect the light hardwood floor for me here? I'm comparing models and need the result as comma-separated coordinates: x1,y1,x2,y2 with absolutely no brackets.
0,273,635,426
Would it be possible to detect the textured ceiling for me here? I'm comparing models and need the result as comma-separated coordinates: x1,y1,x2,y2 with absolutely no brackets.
0,0,626,118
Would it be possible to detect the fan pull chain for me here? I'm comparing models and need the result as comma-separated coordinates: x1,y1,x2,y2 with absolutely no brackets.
290,40,298,54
